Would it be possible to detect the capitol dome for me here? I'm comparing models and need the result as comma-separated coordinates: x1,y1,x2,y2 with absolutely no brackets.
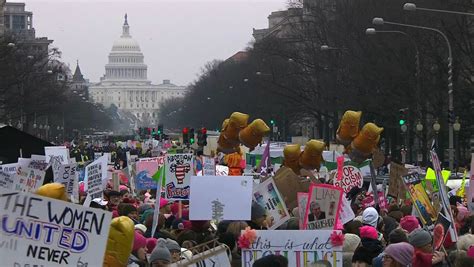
102,14,149,83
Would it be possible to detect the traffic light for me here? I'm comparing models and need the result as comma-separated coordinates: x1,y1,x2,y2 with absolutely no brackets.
183,127,189,144
270,119,275,125
399,110,406,126
197,127,208,146
189,128,195,144
157,124,163,135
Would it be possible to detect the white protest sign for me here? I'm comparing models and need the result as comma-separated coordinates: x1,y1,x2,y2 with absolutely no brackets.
28,155,49,171
171,244,230,267
468,153,474,212
189,176,253,221
241,230,343,267
0,171,14,189
252,177,290,229
165,154,194,200
297,192,309,229
334,165,363,193
45,146,70,178
85,155,108,199
202,156,216,176
216,165,229,176
0,188,112,267
339,193,355,225
14,166,45,193
54,163,79,202
139,156,165,165
0,163,18,175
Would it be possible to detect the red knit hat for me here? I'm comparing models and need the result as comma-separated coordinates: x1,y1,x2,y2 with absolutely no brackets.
400,215,420,234
360,226,378,240
146,238,158,253
133,232,147,252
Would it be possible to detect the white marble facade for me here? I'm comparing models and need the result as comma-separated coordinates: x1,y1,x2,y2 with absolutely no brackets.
89,14,186,125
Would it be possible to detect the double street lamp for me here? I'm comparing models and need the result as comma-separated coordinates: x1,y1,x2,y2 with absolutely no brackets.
372,17,456,171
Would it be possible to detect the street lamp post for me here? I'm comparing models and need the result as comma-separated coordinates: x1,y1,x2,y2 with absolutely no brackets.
403,3,474,16
453,117,461,168
416,120,423,164
433,120,441,149
372,17,456,171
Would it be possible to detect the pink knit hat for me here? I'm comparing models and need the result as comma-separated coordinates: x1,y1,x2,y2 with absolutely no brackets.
133,232,147,252
467,245,474,258
160,198,169,209
146,238,158,253
360,226,378,240
400,215,420,233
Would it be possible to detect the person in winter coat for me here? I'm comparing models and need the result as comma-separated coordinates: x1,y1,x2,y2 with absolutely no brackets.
383,242,414,267
408,229,445,267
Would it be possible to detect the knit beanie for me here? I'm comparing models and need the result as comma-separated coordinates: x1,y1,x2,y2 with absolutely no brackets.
132,232,147,253
165,238,181,252
149,241,171,263
456,205,469,222
362,207,379,228
384,242,415,266
134,224,147,234
360,226,378,240
119,203,138,216
400,215,420,234
140,209,154,224
160,198,169,209
343,234,361,252
138,204,153,215
251,202,266,220
383,216,399,238
457,234,474,251
146,238,157,253
408,228,432,248
389,228,408,244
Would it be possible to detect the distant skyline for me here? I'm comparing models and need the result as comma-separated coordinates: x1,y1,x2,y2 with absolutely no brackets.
21,0,287,86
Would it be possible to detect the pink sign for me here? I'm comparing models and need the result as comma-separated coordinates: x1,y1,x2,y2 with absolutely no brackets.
303,184,343,230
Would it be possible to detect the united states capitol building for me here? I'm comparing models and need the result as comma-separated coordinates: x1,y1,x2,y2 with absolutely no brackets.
89,15,186,125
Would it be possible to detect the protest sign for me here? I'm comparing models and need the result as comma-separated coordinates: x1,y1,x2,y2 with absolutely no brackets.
85,155,108,199
136,161,160,190
202,156,216,176
54,163,79,202
333,165,363,193
402,172,437,225
28,155,48,171
216,165,229,176
0,188,112,266
297,192,309,229
388,162,408,200
433,213,451,251
14,166,45,193
468,154,474,212
139,156,165,165
241,230,343,267
189,176,253,221
304,184,343,230
171,244,231,267
273,166,311,210
165,154,193,200
339,193,355,225
0,171,14,189
0,163,18,175
431,150,457,241
253,177,290,230
45,146,69,164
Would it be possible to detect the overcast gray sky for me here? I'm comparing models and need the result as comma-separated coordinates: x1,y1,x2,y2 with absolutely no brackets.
23,0,287,86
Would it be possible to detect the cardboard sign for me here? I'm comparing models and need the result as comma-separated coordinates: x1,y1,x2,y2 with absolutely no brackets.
304,184,343,230
54,163,79,202
14,166,45,193
0,171,14,190
388,162,408,200
273,166,311,210
202,156,216,176
297,192,309,229
253,178,290,230
0,188,111,267
402,172,437,226
165,154,194,200
241,230,343,267
468,154,474,212
135,161,160,190
85,155,108,199
334,165,363,193
189,176,253,221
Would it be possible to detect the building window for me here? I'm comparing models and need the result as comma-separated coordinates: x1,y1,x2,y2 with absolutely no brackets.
118,103,121,108
118,97,121,101
12,15,26,31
